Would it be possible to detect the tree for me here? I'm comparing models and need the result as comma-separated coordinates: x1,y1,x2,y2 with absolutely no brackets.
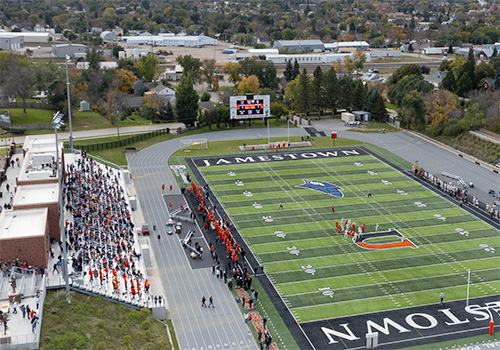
175,72,199,126
222,62,241,87
162,101,175,122
284,60,294,82
254,60,278,90
475,61,495,84
493,47,498,58
112,45,124,58
352,79,366,110
48,78,76,115
296,68,312,113
495,68,500,90
86,48,104,72
388,64,423,84
136,55,159,82
343,55,356,74
456,73,473,98
353,50,367,73
292,59,300,80
324,67,339,113
440,71,457,92
448,43,453,54
312,66,324,112
4,57,34,113
388,74,433,106
34,60,58,92
284,78,300,110
401,90,426,128
199,108,218,130
425,89,457,127
371,93,388,122
463,48,476,88
202,59,217,90
339,75,355,109
238,75,260,94
115,68,137,94
239,59,256,77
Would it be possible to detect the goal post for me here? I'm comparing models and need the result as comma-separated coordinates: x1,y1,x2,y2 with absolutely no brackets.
180,138,209,151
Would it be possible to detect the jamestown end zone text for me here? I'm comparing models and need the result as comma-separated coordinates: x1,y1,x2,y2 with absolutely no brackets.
301,295,500,349
192,148,368,167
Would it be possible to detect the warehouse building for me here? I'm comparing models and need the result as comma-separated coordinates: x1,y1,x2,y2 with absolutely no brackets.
52,43,87,58
273,40,325,52
0,34,24,51
121,34,217,47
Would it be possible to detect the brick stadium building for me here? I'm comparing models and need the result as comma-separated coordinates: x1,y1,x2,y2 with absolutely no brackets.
0,208,50,269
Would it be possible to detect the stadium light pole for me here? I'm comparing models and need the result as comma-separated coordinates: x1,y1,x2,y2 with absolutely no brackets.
287,118,290,145
53,111,70,301
65,55,74,153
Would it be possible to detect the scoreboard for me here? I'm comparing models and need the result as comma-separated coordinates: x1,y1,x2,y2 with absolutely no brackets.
230,95,270,119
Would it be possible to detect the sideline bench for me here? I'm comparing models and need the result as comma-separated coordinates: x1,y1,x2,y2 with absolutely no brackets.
239,141,312,151
125,147,137,152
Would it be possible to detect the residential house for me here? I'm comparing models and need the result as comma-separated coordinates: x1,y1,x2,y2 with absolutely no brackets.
144,84,176,101
479,79,496,91
360,73,385,84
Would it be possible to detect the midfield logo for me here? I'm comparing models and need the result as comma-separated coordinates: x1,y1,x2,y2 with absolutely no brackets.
355,229,418,250
297,179,344,198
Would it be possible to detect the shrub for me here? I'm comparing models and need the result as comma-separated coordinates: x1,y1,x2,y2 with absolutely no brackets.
144,330,152,339
200,92,211,101
96,320,104,328
141,320,151,330
96,341,107,349
123,335,132,345
4,126,26,135
121,324,129,333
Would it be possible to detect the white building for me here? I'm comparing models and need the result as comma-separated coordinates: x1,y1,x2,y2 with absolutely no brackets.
265,52,371,65
164,65,183,81
0,31,51,43
423,47,448,55
368,49,401,58
324,41,370,52
119,48,150,59
52,43,87,58
75,61,119,70
100,31,118,41
0,34,24,51
121,34,217,47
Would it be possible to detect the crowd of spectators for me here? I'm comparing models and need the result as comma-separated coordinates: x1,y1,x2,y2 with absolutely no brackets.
63,155,151,304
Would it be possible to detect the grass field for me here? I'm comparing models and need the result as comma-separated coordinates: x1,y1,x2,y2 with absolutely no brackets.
197,151,500,324
40,290,171,350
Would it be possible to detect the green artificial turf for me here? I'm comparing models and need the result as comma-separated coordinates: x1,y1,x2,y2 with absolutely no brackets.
197,152,500,325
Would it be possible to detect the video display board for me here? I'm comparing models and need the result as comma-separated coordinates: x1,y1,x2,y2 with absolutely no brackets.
230,95,270,119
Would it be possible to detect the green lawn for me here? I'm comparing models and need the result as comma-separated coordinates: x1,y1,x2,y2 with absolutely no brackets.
197,153,500,324
5,108,154,130
347,121,400,133
40,290,171,350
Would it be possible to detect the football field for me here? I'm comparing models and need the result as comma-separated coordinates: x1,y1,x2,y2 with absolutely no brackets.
191,147,500,348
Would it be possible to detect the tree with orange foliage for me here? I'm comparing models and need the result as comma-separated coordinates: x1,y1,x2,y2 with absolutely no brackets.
425,90,457,127
115,69,137,94
238,75,260,94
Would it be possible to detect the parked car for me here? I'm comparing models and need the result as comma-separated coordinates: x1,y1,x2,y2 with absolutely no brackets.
141,223,150,236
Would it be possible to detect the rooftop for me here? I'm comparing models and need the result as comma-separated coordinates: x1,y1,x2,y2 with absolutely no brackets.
0,208,48,240
13,183,58,206
23,135,56,154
